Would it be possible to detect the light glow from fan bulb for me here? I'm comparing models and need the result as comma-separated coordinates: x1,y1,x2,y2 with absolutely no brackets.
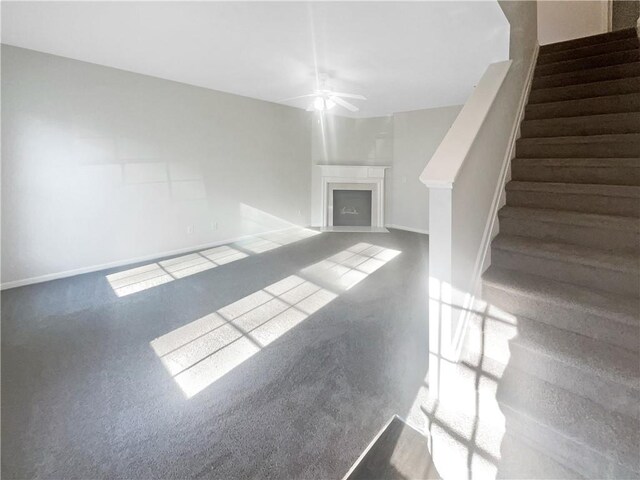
312,96,336,111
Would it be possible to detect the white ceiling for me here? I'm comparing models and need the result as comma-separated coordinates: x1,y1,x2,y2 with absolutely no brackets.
1,1,510,118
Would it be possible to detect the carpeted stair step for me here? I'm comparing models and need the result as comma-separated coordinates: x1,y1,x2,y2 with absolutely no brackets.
482,265,640,351
417,381,581,480
496,433,583,480
464,297,640,419
521,112,640,137
511,157,640,186
529,76,640,104
505,181,640,216
490,234,639,296
497,206,640,252
516,133,640,158
538,27,637,55
538,37,640,66
525,92,640,120
532,62,640,90
535,49,639,78
496,368,640,479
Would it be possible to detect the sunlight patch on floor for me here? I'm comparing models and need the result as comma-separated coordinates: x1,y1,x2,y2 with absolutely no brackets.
107,227,319,297
233,227,319,254
106,263,174,297
151,274,336,398
150,242,401,398
301,242,401,291
107,246,248,297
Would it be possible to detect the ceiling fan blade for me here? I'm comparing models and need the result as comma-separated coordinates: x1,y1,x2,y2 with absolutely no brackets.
330,96,359,112
282,93,318,101
328,91,366,100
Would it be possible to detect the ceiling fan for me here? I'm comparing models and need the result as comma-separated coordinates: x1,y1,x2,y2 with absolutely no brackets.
286,74,366,113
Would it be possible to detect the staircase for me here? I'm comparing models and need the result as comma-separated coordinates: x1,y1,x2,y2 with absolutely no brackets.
476,27,640,478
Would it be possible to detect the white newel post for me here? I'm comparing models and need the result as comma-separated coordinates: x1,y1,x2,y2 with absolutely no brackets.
426,185,455,398
418,60,513,400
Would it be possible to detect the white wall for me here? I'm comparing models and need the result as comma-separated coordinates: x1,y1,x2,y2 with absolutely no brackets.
390,106,462,233
309,109,461,231
310,114,393,226
447,0,538,300
1,45,312,286
538,0,608,45
311,114,394,166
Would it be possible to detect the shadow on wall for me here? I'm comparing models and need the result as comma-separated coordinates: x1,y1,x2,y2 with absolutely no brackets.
150,242,401,398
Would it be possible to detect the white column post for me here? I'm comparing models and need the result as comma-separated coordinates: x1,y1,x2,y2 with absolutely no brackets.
427,185,454,399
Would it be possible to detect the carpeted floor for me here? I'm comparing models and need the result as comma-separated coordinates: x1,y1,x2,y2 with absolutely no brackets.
2,229,430,479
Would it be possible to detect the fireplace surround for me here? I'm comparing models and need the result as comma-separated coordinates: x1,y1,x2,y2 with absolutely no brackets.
316,165,390,231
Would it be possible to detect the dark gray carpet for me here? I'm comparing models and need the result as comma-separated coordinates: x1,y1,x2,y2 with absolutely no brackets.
2,229,430,479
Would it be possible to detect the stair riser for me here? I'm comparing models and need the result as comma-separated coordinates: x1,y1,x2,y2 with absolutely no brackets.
499,403,638,479
498,215,640,252
525,94,640,120
516,141,640,158
511,165,640,186
532,62,640,89
521,114,640,137
538,38,640,65
492,248,639,295
506,190,640,216
464,314,640,419
539,28,637,54
535,50,640,77
529,77,640,104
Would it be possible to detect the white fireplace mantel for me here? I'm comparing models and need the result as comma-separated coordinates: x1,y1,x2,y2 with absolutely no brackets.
317,165,390,229
317,165,390,179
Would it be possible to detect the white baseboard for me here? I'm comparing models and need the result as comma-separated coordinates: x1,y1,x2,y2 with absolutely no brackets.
319,226,389,233
385,224,429,235
0,226,307,291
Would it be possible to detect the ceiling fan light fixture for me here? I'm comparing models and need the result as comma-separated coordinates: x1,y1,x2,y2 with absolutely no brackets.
312,96,336,111
282,73,365,112
292,75,363,112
